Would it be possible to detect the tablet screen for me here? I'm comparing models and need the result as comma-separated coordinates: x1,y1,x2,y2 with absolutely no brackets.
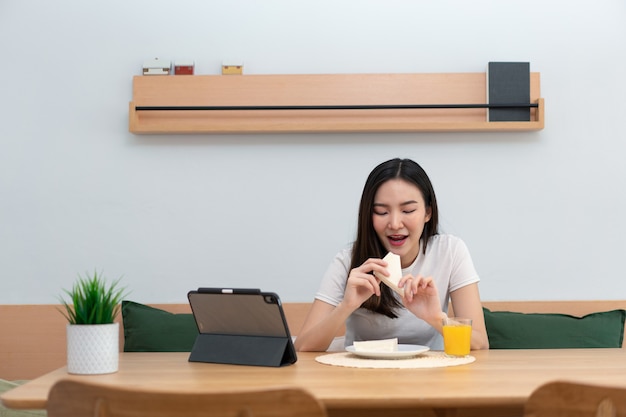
188,290,290,338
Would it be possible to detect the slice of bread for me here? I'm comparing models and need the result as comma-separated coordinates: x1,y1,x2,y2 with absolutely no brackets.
373,252,403,295
353,338,398,352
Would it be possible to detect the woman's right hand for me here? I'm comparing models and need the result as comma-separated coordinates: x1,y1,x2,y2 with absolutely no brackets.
341,258,387,310
295,257,388,352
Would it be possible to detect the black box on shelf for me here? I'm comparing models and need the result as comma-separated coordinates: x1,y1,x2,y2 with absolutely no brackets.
487,62,530,122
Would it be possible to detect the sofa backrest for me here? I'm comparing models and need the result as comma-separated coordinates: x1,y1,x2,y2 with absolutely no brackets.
1,300,625,380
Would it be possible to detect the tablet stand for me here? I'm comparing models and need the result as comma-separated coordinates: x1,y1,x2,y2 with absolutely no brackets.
188,334,297,367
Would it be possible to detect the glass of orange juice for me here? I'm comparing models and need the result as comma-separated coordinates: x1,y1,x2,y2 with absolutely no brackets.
442,317,472,357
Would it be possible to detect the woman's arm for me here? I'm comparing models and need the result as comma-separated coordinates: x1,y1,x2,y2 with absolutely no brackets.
295,257,389,351
449,283,490,350
293,299,353,351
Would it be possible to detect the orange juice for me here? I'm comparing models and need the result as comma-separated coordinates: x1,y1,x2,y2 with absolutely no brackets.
442,318,472,357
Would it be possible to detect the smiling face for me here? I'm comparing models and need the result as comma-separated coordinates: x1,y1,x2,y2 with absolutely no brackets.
372,178,432,268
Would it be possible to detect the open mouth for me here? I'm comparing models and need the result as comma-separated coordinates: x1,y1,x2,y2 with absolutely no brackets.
387,235,408,246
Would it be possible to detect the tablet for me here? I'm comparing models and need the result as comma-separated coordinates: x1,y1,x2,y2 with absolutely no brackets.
187,288,297,367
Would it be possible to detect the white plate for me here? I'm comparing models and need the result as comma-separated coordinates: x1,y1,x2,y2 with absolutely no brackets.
345,344,430,359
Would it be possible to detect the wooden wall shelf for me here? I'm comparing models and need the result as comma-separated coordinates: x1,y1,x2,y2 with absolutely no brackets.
129,72,543,134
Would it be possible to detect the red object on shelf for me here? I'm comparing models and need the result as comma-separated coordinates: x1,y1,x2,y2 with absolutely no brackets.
174,60,195,75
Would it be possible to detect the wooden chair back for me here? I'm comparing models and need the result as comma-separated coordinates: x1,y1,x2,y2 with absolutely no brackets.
525,381,626,417
47,379,327,417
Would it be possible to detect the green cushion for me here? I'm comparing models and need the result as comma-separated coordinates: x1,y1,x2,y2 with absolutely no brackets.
0,379,46,417
121,301,198,352
484,307,626,349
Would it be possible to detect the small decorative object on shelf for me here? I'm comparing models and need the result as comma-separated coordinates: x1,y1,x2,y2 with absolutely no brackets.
222,62,243,75
142,58,171,76
59,270,128,375
174,60,195,75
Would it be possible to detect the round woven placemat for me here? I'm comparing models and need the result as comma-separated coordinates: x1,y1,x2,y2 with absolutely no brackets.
315,351,475,369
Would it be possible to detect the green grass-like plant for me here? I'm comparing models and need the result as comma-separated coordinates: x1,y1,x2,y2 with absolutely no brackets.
59,270,128,325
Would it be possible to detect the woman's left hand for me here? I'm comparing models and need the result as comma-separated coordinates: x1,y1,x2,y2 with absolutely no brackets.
398,274,443,324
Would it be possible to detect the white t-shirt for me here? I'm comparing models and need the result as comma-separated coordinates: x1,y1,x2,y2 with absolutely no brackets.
315,234,479,350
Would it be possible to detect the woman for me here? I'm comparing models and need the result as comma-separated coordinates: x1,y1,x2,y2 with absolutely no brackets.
295,158,489,351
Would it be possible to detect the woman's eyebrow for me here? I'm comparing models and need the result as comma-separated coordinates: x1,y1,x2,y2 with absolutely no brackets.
373,200,419,207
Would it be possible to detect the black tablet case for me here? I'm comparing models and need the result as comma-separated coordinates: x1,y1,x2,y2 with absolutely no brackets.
187,288,297,367
487,62,531,121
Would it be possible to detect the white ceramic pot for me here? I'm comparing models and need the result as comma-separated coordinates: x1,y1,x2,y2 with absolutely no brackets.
66,322,119,374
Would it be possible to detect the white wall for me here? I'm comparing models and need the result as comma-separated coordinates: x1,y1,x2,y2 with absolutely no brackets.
1,1,625,304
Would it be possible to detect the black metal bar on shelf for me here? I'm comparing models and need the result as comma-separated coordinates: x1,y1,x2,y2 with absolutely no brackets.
135,103,539,111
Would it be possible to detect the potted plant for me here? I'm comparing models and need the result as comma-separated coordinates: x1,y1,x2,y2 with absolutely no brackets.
59,270,128,375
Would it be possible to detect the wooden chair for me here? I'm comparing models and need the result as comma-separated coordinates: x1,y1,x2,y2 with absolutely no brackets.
47,379,327,417
525,381,626,417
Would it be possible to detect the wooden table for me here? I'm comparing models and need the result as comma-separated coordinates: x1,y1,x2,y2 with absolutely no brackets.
3,349,626,417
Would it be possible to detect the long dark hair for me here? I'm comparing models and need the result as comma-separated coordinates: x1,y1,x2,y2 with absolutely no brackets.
351,158,439,318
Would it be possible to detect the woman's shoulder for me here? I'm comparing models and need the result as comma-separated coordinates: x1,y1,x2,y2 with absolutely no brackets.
423,234,474,274
426,234,468,253
326,245,353,270
428,233,464,245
